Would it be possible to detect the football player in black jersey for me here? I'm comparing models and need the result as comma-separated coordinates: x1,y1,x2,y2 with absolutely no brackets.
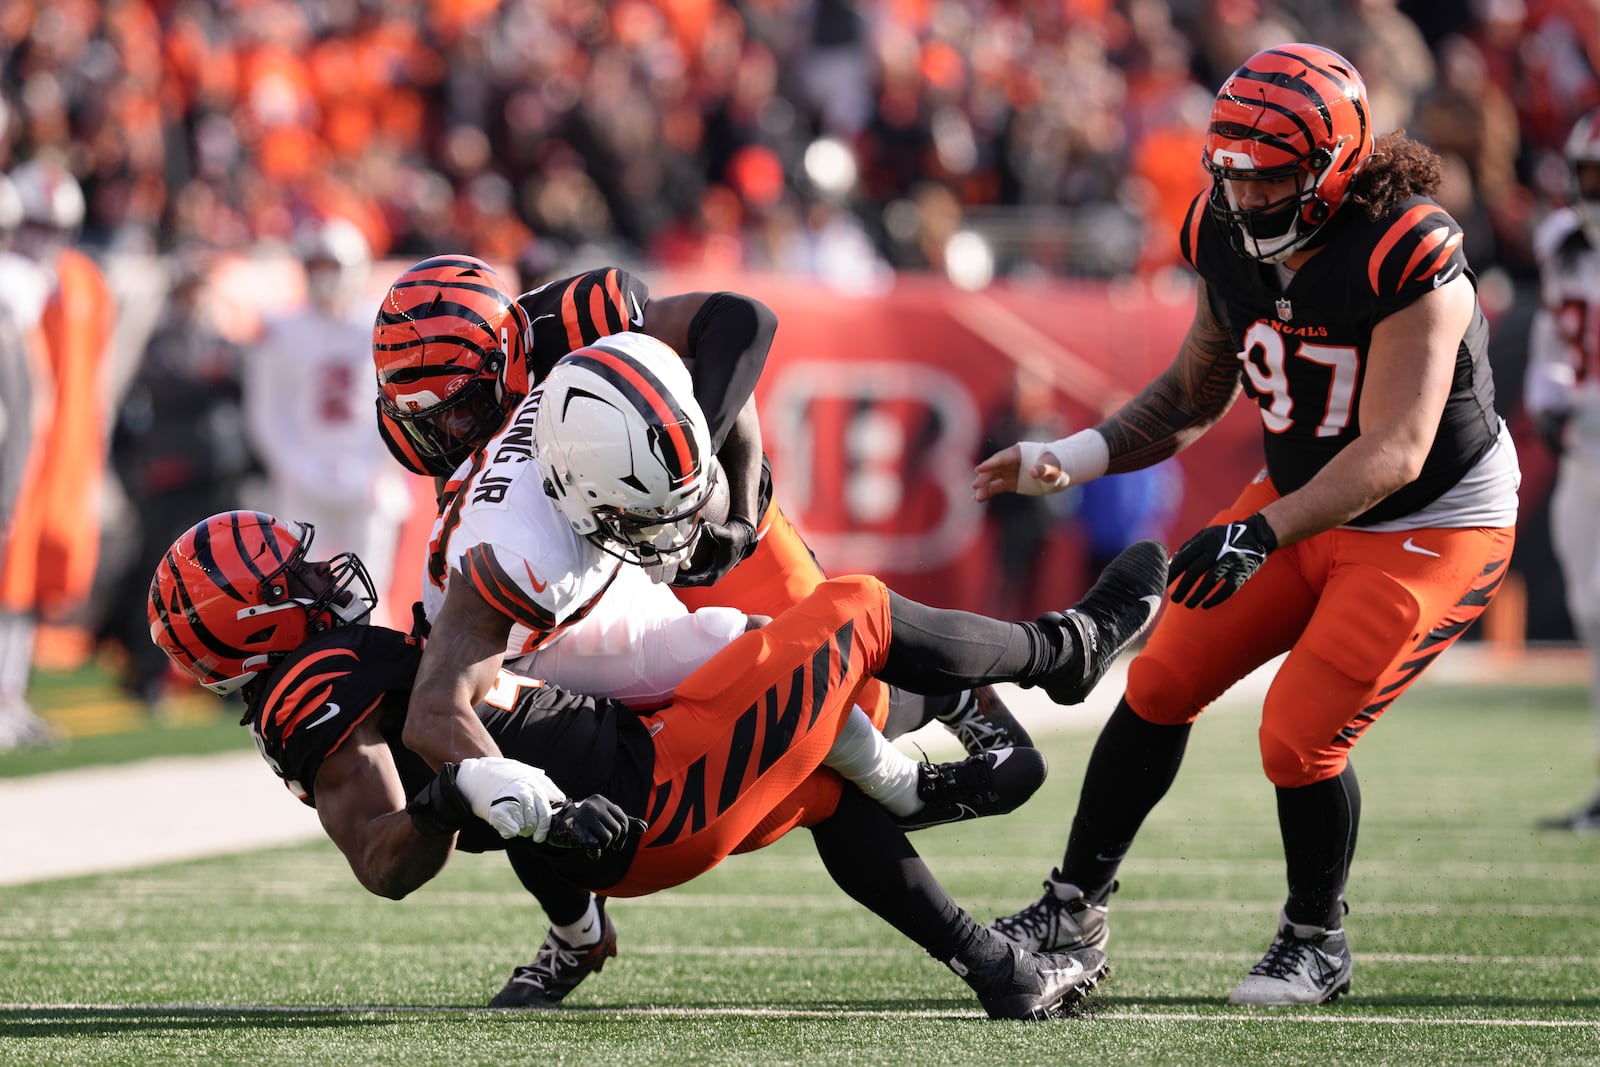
149,511,1176,1018
974,43,1520,1006
370,256,1034,1002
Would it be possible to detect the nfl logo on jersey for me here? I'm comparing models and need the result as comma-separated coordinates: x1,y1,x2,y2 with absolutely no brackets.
1275,297,1293,322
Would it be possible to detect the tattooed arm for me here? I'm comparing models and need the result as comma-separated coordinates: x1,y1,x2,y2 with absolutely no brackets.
1099,278,1243,473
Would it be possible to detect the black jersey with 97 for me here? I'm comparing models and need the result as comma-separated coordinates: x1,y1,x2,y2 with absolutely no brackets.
1179,192,1500,525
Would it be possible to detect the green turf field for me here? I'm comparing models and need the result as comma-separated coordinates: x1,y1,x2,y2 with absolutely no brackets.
3,681,1597,1065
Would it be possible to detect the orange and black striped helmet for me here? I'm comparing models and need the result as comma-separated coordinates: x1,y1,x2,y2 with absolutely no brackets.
148,512,376,695
1202,44,1374,263
372,255,531,476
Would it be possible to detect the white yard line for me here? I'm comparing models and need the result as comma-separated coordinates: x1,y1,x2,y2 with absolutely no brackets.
0,1002,1594,1029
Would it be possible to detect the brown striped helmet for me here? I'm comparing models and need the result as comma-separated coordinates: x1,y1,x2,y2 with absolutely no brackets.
1202,44,1374,263
372,255,531,476
148,512,376,695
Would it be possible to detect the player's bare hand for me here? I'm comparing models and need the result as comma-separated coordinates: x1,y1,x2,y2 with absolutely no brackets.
973,443,1066,501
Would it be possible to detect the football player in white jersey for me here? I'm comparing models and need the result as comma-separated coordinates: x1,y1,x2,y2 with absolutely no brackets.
381,260,1049,1008
245,218,412,628
1527,107,1600,832
415,331,1044,834
418,331,746,704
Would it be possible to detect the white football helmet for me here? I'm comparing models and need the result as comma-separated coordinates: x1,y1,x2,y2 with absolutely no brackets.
8,156,84,265
1565,107,1600,244
294,216,370,313
534,332,713,569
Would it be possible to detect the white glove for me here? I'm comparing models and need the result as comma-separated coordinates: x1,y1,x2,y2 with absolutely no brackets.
455,756,568,841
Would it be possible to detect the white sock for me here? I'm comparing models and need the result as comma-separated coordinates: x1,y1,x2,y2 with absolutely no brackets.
0,612,35,705
554,899,603,947
824,706,923,817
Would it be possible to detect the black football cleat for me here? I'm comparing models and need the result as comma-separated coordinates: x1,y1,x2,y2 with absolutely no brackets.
975,944,1109,1021
896,746,1047,831
489,900,618,1008
1037,540,1167,705
937,684,1034,755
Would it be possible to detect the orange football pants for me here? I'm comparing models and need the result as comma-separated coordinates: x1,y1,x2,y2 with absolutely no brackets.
673,500,892,848
609,574,891,897
1127,474,1516,788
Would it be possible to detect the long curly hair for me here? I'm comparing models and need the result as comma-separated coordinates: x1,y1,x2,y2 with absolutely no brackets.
1343,131,1444,221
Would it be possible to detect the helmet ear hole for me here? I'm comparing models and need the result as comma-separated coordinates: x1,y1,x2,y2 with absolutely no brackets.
1308,201,1330,224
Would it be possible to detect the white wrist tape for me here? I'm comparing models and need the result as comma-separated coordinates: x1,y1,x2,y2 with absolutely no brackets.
1016,429,1110,495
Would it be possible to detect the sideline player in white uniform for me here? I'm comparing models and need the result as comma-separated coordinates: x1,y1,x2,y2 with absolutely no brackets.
1527,107,1600,832
245,218,411,627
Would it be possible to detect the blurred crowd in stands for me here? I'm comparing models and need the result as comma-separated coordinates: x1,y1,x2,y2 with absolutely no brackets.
2,0,1599,746
3,0,1595,282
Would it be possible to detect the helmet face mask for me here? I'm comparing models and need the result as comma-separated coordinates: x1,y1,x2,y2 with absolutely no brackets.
586,494,709,568
149,512,377,696
373,255,529,476
378,343,518,475
1202,44,1373,263
534,334,713,571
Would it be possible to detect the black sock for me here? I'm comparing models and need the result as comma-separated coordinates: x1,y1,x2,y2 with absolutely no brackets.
1277,762,1361,930
882,687,962,739
877,591,1060,694
811,786,990,970
1059,699,1191,903
506,843,594,927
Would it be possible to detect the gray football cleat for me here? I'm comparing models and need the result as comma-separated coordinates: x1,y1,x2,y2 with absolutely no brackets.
1227,911,1353,1006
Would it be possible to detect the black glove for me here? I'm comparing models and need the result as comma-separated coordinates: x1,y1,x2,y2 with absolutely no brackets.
672,516,758,588
545,795,648,860
1534,410,1569,456
1167,512,1279,610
